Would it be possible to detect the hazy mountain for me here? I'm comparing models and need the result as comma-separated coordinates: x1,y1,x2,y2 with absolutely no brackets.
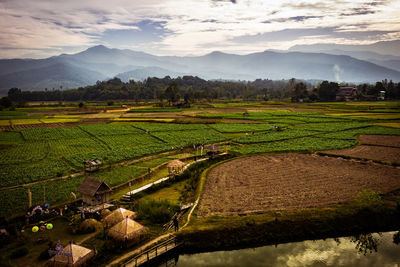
0,62,106,90
116,67,188,82
1,44,400,91
289,40,400,57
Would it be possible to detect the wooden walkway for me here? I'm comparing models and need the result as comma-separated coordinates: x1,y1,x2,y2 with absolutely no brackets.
121,158,208,201
123,237,181,267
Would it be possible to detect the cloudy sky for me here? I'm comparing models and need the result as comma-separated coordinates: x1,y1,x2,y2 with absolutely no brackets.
0,0,399,58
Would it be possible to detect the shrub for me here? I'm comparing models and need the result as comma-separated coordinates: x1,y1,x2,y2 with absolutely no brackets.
354,189,382,210
134,199,179,224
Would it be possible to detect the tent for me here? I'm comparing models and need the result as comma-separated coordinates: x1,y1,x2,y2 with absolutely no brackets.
102,207,137,227
48,243,94,267
107,217,148,245
167,159,186,174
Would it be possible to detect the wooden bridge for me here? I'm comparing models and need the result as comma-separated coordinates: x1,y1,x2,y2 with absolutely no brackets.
123,237,181,267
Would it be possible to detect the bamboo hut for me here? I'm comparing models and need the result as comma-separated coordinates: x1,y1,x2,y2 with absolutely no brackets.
78,177,112,207
102,207,137,227
48,243,94,267
167,159,186,175
107,217,148,246
205,145,220,158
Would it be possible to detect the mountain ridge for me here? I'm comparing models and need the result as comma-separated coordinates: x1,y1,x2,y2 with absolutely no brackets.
1,45,400,91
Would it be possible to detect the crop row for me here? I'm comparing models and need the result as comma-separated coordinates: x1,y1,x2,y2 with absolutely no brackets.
0,158,74,187
209,123,275,133
151,129,228,146
133,123,209,132
233,129,319,144
232,137,357,154
78,124,143,136
21,127,90,140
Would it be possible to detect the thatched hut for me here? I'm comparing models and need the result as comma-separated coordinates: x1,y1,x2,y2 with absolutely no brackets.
102,208,137,227
78,177,112,206
167,159,186,175
47,243,94,267
107,217,148,246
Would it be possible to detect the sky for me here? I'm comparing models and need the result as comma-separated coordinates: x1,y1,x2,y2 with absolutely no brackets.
0,0,399,59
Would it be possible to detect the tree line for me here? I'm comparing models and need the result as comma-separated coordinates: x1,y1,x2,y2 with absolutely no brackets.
3,76,400,107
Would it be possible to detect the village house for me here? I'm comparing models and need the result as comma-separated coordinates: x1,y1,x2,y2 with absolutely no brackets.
336,87,358,101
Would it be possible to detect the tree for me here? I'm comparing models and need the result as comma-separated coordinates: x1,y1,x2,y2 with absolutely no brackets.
318,81,338,101
8,88,22,101
164,82,180,105
0,97,12,108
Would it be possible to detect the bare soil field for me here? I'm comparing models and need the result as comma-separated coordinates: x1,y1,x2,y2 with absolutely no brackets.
198,154,400,217
323,145,400,164
359,134,400,148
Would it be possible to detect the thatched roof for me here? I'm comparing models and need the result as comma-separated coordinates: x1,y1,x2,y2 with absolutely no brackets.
205,145,220,151
107,217,148,242
48,243,94,267
78,177,111,197
102,208,137,227
167,159,186,168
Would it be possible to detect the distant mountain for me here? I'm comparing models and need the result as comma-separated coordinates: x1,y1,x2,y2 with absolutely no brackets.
289,40,400,57
0,62,106,90
1,44,400,91
116,67,187,82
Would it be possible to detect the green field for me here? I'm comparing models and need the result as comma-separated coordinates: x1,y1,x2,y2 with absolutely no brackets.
0,102,399,217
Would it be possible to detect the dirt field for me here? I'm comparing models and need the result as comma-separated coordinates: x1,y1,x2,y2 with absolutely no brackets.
323,145,400,164
198,154,400,217
359,134,400,148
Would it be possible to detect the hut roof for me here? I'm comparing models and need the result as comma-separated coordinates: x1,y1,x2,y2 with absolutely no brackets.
78,177,111,197
49,243,94,266
167,159,186,168
102,208,137,227
205,145,220,151
107,217,147,241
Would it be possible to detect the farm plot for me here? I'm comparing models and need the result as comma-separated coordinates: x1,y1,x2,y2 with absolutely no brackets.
358,134,400,147
198,154,400,217
322,145,400,164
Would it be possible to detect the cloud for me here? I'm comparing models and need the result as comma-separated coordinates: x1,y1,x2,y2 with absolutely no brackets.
0,0,399,58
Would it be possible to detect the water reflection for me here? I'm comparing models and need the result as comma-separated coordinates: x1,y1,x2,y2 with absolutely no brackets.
158,231,400,267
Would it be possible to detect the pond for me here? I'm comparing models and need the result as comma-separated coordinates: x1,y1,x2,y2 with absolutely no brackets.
159,231,400,266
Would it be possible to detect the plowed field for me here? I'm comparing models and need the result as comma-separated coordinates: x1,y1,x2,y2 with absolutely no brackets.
198,153,400,217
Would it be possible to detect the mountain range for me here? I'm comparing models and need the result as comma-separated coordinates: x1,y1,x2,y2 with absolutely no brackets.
1,41,400,93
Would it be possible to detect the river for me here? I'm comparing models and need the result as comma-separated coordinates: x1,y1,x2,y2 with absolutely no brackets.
158,231,400,266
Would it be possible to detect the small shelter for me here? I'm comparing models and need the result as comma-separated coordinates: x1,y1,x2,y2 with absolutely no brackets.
167,159,186,175
107,217,148,246
48,242,94,267
78,177,112,206
102,208,137,227
83,159,102,172
205,145,220,158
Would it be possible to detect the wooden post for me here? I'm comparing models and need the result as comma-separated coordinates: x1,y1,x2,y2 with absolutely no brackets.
28,188,32,208
43,184,46,204
156,247,157,256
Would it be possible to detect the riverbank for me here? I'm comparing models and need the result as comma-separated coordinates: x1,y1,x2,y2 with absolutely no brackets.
176,194,400,253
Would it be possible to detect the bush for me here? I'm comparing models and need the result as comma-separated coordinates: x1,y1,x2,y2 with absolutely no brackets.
10,247,29,259
354,189,382,210
134,199,179,224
